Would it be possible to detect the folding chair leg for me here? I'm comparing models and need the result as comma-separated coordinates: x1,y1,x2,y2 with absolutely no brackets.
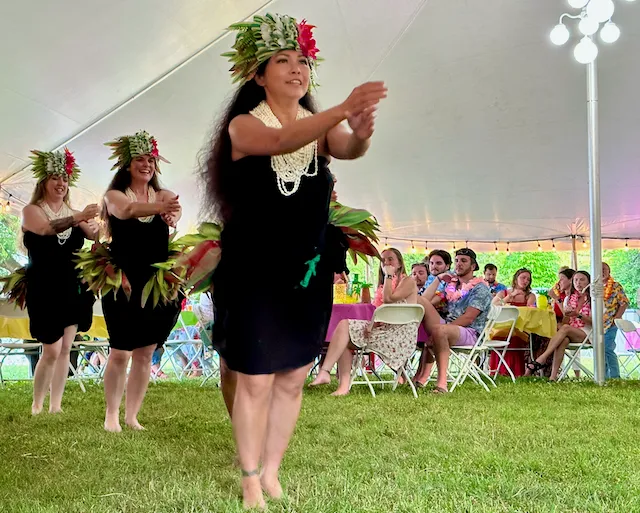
491,349,516,383
68,361,86,393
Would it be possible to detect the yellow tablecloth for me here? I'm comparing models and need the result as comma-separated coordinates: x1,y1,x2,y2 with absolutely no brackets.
0,301,108,340
495,306,557,338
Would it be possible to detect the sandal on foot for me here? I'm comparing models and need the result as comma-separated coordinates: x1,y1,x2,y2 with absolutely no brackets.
412,379,427,389
526,361,547,374
432,386,448,394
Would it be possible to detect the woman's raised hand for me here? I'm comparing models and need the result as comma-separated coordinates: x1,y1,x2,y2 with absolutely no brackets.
341,82,387,119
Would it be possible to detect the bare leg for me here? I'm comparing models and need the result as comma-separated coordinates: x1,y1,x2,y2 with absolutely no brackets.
413,348,435,385
310,319,352,386
49,325,77,413
430,324,462,391
220,358,237,420
333,348,356,396
261,364,312,499
124,344,156,430
233,372,274,509
32,338,62,415
550,338,573,380
103,348,131,432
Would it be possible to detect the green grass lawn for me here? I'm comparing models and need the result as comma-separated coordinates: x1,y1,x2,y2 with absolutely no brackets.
1,378,640,513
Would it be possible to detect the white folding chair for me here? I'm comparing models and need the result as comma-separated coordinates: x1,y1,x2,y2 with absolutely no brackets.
615,319,640,378
349,303,424,398
558,329,593,380
449,305,501,392
485,306,519,382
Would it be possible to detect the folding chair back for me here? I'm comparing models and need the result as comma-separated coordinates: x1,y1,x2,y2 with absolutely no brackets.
615,318,637,334
350,303,424,398
485,305,519,381
615,319,640,377
371,304,424,325
558,329,593,380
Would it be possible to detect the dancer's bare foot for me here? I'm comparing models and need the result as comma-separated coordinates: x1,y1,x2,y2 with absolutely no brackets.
331,388,350,397
31,404,43,416
48,407,63,414
104,412,122,433
309,368,331,386
260,470,283,500
125,417,145,431
242,475,265,510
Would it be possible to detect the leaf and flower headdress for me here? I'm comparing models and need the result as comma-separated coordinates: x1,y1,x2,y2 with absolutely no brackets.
30,147,81,185
222,13,321,89
104,130,169,172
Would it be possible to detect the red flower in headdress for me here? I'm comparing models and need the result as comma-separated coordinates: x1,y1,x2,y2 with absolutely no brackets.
297,20,319,60
64,147,75,177
150,138,160,158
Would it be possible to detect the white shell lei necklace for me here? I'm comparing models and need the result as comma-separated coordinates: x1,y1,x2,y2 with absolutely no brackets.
41,201,73,245
249,101,318,196
125,187,156,223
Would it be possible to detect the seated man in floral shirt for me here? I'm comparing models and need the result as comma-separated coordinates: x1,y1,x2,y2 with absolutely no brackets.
418,248,492,393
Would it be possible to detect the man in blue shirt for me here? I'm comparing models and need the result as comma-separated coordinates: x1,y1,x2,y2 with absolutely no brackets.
484,263,507,296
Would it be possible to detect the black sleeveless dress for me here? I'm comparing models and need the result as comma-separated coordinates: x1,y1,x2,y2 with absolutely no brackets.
101,214,181,351
212,155,348,375
24,226,94,344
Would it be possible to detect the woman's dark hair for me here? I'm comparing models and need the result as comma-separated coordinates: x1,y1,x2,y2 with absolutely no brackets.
570,270,591,300
559,268,576,282
425,249,452,268
199,59,317,224
101,164,162,237
511,268,533,297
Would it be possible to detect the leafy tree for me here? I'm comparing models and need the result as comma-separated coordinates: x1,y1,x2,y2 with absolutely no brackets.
0,213,22,276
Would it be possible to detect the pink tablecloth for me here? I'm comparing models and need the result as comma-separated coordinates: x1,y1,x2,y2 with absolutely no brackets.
326,303,427,342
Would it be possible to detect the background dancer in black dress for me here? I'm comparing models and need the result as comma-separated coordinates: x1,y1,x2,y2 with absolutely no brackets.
21,148,98,415
101,131,181,432
203,13,386,509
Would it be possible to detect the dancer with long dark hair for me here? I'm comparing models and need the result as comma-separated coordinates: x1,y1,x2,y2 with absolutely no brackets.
202,13,386,508
100,131,182,432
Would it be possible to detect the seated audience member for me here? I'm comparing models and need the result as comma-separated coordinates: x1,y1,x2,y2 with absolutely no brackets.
411,262,429,295
484,263,507,296
411,250,452,385
310,248,419,396
418,248,492,393
602,262,628,379
526,270,592,381
493,268,536,307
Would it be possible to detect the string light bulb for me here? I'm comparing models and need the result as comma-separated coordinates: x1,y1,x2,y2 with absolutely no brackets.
537,241,542,252
424,242,429,254
452,242,456,252
506,242,510,253
384,238,389,250
411,241,416,253
552,240,557,251
625,239,630,251
494,242,499,255
582,237,587,248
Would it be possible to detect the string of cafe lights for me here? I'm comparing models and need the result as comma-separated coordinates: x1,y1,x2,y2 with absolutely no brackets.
381,234,638,254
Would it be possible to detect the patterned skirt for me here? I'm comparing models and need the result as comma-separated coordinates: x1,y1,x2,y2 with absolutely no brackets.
348,319,419,371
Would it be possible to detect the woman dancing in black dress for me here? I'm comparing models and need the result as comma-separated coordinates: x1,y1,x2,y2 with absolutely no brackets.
101,131,181,432
203,13,386,508
21,148,98,414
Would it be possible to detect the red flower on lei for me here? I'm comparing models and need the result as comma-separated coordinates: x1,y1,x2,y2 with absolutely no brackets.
64,147,75,177
150,138,160,158
297,19,319,59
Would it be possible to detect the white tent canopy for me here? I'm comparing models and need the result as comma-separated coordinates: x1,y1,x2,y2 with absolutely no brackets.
2,0,640,253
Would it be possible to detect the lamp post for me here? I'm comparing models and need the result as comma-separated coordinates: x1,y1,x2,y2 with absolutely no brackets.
549,0,635,385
